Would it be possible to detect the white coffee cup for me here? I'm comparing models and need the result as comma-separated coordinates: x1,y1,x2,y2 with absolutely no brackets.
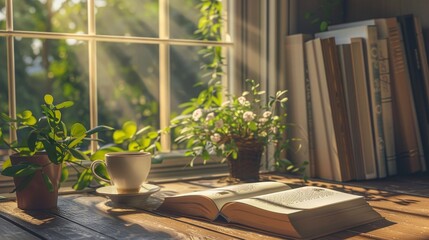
91,151,152,194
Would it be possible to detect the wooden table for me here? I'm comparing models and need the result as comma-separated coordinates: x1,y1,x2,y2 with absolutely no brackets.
0,174,428,239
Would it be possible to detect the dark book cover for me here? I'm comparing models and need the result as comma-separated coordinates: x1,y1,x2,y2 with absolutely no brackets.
397,14,429,173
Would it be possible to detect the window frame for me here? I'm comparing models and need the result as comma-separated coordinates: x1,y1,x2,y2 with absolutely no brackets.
0,0,289,190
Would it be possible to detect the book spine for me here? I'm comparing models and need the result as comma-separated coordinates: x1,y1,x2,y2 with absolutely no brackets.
321,38,354,181
284,34,313,177
377,38,397,176
306,39,336,181
365,26,387,178
398,15,428,172
337,44,359,180
414,16,429,171
384,18,422,173
350,38,377,180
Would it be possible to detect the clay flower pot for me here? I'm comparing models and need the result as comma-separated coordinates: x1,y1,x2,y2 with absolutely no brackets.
10,152,62,210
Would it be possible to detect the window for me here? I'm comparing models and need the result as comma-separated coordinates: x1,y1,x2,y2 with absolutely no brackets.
0,0,232,153
0,1,287,185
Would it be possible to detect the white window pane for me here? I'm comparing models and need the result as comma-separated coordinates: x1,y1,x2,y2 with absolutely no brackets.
14,37,91,136
97,42,160,137
95,0,159,37
13,0,87,33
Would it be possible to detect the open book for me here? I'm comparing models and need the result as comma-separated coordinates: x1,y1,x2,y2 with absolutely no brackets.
159,182,382,239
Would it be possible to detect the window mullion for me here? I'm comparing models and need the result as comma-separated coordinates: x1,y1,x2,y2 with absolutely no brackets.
159,0,171,152
5,0,16,143
88,0,98,152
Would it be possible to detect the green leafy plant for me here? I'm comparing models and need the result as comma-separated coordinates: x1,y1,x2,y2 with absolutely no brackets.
0,94,113,191
171,79,305,174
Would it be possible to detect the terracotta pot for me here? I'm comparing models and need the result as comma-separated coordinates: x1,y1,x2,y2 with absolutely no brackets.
10,152,62,210
227,139,264,181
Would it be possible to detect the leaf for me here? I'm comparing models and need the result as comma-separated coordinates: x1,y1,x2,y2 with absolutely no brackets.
54,110,62,123
24,116,37,126
155,141,162,151
122,121,137,138
73,168,93,190
2,158,11,170
41,140,59,164
90,146,123,161
68,135,86,148
141,138,151,148
69,148,89,161
42,172,54,192
27,130,38,152
249,121,258,131
56,101,74,109
1,164,29,177
148,131,158,139
44,94,54,105
128,141,140,151
61,165,69,183
20,110,33,119
71,123,87,137
86,125,114,136
113,130,127,144
14,173,35,192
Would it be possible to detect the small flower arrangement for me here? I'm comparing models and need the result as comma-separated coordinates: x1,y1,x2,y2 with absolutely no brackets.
172,79,299,172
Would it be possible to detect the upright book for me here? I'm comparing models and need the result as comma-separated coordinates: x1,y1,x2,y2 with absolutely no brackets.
305,39,340,181
159,182,382,240
320,37,356,181
284,34,314,177
349,38,378,179
397,14,429,172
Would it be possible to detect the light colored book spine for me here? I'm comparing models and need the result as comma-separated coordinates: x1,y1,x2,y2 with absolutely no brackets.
363,26,387,178
377,38,397,176
305,40,336,181
284,34,313,177
350,38,378,180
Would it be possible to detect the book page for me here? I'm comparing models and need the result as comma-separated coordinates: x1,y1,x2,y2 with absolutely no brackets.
170,181,291,211
229,186,363,215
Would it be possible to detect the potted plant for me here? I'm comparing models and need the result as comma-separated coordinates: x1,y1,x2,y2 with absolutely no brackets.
0,94,112,210
171,79,306,181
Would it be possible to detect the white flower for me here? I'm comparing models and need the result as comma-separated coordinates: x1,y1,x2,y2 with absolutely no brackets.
238,96,246,105
206,112,215,121
271,126,277,133
221,101,230,107
215,119,224,128
259,117,268,123
210,133,221,143
219,144,225,150
243,111,255,122
263,111,272,118
192,108,203,121
259,131,268,137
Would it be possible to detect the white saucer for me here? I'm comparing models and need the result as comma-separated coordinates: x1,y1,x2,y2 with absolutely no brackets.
96,184,161,204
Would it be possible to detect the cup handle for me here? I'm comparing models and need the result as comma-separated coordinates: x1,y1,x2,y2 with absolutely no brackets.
90,160,110,183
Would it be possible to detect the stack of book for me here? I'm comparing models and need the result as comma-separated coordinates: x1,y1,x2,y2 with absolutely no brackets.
285,14,429,181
